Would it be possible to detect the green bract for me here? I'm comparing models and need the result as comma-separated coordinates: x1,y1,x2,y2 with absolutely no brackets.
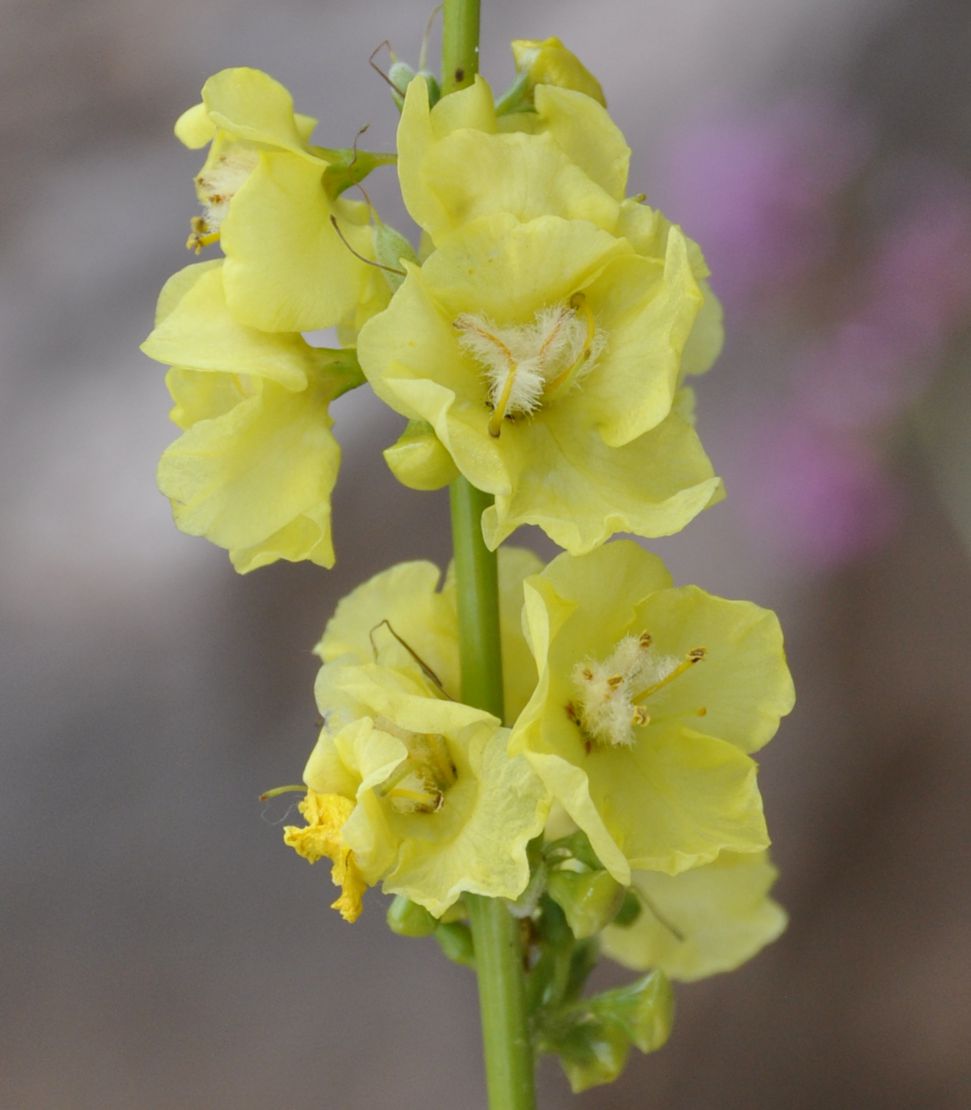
511,540,795,884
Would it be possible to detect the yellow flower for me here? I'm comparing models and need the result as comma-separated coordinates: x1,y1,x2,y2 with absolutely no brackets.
510,541,795,884
142,261,359,571
509,37,606,106
177,66,386,332
397,75,628,243
301,664,548,918
358,212,722,552
601,851,787,981
283,792,367,923
315,546,543,724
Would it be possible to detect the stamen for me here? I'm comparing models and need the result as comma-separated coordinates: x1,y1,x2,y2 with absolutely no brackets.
186,216,219,254
544,291,598,396
454,296,605,433
453,316,520,437
569,636,708,750
632,647,706,703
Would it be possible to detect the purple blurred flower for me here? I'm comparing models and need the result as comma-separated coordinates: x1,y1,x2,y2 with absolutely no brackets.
739,412,901,569
654,98,871,309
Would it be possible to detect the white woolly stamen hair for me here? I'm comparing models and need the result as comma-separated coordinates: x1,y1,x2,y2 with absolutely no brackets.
194,148,260,232
571,634,687,749
454,296,606,430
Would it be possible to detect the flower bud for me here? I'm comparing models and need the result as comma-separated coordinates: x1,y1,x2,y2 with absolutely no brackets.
510,37,606,106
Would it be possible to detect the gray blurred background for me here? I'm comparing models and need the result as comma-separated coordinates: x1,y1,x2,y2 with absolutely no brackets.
3,0,970,1106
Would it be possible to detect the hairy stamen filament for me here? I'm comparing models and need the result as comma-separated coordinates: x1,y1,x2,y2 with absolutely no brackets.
632,648,706,703
454,316,520,437
543,292,597,396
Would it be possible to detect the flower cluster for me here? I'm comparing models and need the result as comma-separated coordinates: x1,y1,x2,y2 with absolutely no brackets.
145,35,794,1095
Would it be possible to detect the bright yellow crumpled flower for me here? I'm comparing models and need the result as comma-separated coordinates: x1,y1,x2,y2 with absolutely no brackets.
358,212,723,553
298,662,548,918
601,851,787,981
284,791,367,923
176,66,387,333
509,37,606,106
510,541,795,885
142,260,359,571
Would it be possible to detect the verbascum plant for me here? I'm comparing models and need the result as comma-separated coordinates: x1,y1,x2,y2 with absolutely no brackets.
144,11,794,1106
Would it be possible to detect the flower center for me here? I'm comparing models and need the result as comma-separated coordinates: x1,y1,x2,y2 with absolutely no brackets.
373,716,458,814
568,632,706,750
453,292,605,437
186,146,260,253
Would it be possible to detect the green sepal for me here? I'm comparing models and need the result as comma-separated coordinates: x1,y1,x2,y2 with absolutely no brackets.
544,830,603,871
388,62,441,111
374,221,419,292
493,71,532,116
547,869,626,940
434,921,475,967
386,894,437,937
538,970,674,1093
319,147,397,196
612,889,643,928
318,348,366,398
525,897,575,1014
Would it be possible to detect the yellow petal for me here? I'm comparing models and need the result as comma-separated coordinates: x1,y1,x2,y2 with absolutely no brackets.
602,852,787,981
157,373,339,571
221,153,379,331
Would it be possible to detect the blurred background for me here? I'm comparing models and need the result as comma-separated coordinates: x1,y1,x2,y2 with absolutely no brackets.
2,0,970,1105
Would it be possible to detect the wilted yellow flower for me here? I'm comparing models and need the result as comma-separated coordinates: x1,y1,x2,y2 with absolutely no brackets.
358,212,722,552
511,541,795,884
177,66,387,333
601,851,787,981
142,261,359,571
283,791,367,923
300,663,548,917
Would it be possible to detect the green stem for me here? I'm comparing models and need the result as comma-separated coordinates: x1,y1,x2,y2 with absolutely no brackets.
441,0,480,94
449,479,536,1110
448,479,504,718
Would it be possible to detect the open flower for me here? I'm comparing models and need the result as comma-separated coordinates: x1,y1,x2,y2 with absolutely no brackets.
358,212,722,552
288,663,548,918
177,66,386,332
601,851,787,981
142,260,359,571
510,541,794,884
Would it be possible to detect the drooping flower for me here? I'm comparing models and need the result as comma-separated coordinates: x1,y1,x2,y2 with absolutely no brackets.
601,851,787,981
510,541,795,884
287,662,548,918
142,260,360,571
358,212,723,552
177,66,388,333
